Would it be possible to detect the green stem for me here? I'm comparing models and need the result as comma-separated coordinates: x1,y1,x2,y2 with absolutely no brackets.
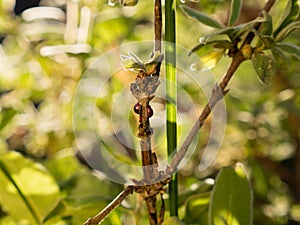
165,0,178,217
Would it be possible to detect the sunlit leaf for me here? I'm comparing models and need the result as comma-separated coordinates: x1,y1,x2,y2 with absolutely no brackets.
180,5,225,29
274,0,300,37
162,216,185,225
0,152,61,225
0,107,17,131
275,21,300,42
209,163,253,225
184,192,210,225
228,0,243,27
43,196,109,225
191,50,224,71
120,53,146,72
251,52,276,85
144,51,164,74
275,42,300,59
189,40,233,55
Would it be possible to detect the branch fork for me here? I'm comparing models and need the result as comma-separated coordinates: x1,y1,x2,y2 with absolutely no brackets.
83,1,277,224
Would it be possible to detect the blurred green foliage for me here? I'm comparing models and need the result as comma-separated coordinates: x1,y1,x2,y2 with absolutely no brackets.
0,0,300,225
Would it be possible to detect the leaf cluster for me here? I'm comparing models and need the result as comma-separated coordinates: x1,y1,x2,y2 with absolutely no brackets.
181,0,300,85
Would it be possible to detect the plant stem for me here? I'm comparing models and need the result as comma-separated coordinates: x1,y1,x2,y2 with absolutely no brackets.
84,186,134,225
165,0,178,217
154,0,162,52
166,0,277,176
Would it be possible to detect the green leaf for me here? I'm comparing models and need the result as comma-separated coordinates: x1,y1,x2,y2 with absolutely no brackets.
180,5,225,29
0,152,61,225
209,163,253,225
162,216,185,225
272,46,291,65
198,39,233,49
0,107,17,131
189,40,233,55
43,196,109,225
275,42,300,59
259,11,273,36
120,53,146,72
228,0,243,26
231,17,267,39
190,50,224,71
251,52,276,85
202,17,266,42
184,192,210,225
274,0,300,37
275,21,300,42
197,18,265,43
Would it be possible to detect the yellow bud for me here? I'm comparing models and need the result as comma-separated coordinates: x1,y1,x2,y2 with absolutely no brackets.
241,44,253,59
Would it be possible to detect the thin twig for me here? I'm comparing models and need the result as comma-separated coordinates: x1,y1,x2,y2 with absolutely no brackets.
83,186,134,225
158,193,165,225
154,0,162,52
166,55,244,176
166,0,277,176
242,0,276,47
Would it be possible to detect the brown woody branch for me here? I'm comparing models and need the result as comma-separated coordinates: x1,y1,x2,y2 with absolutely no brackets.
83,186,135,225
165,0,277,177
154,0,162,52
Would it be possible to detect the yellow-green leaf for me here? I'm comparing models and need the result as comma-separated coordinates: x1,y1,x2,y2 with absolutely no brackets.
0,152,60,225
274,0,300,37
191,50,224,71
162,216,185,225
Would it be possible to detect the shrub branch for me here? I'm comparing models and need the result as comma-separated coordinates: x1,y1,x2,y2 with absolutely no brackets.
83,0,277,224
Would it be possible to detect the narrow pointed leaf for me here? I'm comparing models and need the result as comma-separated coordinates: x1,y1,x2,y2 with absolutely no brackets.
231,17,267,40
209,163,253,225
228,0,243,26
259,11,273,36
180,5,225,29
275,21,300,42
189,40,233,55
272,46,291,65
274,0,300,37
275,42,300,59
252,52,276,85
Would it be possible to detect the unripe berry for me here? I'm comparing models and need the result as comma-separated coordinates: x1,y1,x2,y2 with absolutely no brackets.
147,105,153,118
133,103,141,114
